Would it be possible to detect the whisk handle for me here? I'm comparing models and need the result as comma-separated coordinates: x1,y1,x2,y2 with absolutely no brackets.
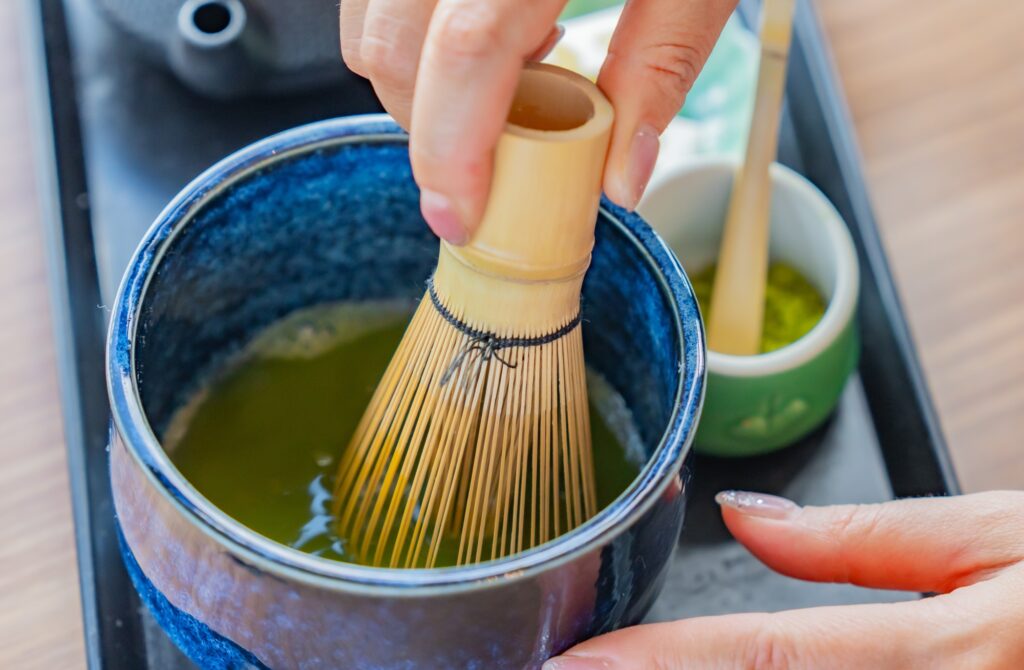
446,63,614,283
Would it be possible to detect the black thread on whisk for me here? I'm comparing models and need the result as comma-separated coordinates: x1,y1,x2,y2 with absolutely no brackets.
426,277,582,387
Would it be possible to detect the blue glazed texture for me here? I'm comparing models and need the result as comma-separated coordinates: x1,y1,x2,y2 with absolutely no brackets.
137,140,435,434
118,525,270,670
107,116,705,669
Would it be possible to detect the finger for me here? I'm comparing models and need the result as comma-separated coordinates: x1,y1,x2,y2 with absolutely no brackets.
717,490,1024,594
526,24,565,62
545,597,978,670
359,0,438,128
340,0,371,77
362,9,559,129
597,0,736,209
410,0,567,244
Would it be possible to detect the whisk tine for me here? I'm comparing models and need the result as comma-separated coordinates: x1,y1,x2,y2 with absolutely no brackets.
332,295,597,568
334,301,431,516
492,347,525,558
425,363,485,567
340,302,443,546
348,331,437,547
505,356,528,557
363,310,462,564
393,328,471,567
539,343,552,545
405,349,483,567
572,334,599,517
557,337,577,529
331,302,425,520
529,345,541,550
456,349,505,565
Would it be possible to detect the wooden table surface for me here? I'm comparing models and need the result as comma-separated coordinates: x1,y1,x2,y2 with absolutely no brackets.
0,0,87,667
1,0,1021,667
816,0,1024,490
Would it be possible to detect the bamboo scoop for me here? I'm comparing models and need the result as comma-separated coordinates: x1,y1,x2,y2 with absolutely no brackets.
332,63,613,568
706,0,797,355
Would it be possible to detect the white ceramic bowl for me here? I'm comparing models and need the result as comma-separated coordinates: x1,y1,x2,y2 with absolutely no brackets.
639,158,860,455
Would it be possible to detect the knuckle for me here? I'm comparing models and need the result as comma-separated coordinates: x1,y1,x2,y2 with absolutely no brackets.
360,20,417,88
340,36,365,74
431,3,507,62
825,504,883,580
637,41,706,99
745,624,796,670
827,503,880,541
828,503,869,536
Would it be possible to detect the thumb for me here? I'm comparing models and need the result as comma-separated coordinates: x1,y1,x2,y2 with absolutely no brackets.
597,0,736,209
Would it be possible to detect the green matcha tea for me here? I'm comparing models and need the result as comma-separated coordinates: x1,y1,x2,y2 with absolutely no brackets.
166,302,644,567
691,262,826,353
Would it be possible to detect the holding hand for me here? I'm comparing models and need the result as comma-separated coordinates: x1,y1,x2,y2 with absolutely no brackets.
545,491,1024,669
340,0,738,243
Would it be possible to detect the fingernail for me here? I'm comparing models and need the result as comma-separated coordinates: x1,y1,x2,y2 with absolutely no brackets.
542,656,611,670
531,24,566,61
546,23,567,56
420,189,469,245
715,490,799,520
619,124,660,210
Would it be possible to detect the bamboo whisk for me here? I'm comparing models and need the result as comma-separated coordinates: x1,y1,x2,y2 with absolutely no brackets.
331,63,613,568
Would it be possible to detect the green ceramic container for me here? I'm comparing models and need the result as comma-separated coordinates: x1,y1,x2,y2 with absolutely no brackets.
639,159,860,456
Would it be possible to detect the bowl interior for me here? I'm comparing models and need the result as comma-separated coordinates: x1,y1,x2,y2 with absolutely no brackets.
134,137,686,508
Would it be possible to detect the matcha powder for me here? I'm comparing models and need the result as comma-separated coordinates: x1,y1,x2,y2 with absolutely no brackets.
691,262,826,354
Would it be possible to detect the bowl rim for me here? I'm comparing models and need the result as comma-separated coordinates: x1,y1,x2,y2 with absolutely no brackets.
643,157,859,379
106,114,706,595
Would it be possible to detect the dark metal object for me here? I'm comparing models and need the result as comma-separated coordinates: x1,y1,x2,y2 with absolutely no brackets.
90,0,352,97
24,0,958,666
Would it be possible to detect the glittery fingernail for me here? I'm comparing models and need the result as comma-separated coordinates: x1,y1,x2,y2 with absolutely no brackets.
715,490,799,520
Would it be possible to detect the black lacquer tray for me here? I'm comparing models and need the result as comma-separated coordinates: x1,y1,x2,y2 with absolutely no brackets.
24,0,959,666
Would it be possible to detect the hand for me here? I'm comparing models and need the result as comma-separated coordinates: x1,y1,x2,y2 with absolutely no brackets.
544,490,1024,669
340,0,738,244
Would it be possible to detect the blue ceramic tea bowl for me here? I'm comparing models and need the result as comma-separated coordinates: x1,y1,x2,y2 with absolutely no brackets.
107,115,705,670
